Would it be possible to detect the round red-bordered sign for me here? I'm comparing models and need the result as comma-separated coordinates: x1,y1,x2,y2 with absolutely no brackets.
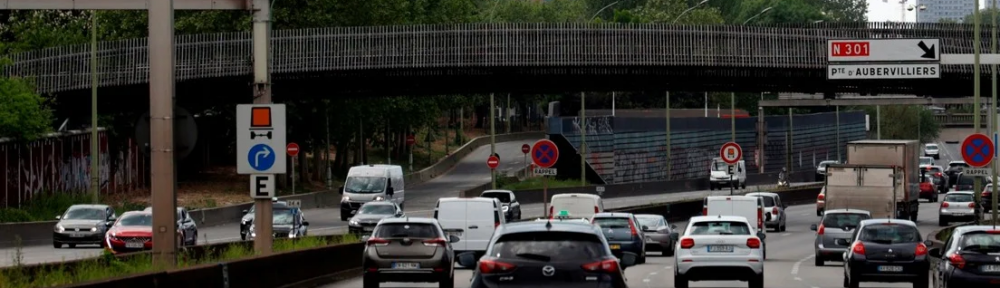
531,139,560,168
487,155,500,169
719,142,743,165
962,133,994,167
521,144,530,154
286,143,300,157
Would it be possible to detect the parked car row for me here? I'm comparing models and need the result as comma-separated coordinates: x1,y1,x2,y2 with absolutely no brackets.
53,204,200,253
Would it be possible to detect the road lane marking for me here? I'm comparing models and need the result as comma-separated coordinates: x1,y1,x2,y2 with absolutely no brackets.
790,254,814,275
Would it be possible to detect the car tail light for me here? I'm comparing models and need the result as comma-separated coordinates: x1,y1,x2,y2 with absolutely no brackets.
987,230,1000,234
422,238,447,247
969,203,976,208
680,238,695,249
702,207,707,216
936,172,942,177
746,238,761,249
915,243,928,256
495,222,500,228
549,206,554,219
581,259,619,273
757,209,763,229
772,207,778,215
949,254,966,269
852,241,865,254
941,202,950,208
984,191,991,197
367,237,390,246
817,224,825,235
817,194,825,201
628,218,638,236
479,259,517,274
594,206,599,213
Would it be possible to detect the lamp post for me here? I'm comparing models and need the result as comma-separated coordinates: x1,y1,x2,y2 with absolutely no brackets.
590,1,621,21
742,7,773,25
671,0,710,24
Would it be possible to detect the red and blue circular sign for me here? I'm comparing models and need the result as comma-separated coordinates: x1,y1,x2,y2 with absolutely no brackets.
531,139,560,168
962,133,994,168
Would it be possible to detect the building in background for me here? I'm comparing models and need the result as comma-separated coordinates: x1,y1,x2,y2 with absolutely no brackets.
916,0,1000,23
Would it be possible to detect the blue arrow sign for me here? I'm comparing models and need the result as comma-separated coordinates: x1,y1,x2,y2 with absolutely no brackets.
247,144,276,171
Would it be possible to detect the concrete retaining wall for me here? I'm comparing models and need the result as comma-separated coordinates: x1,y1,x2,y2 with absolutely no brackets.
403,131,544,187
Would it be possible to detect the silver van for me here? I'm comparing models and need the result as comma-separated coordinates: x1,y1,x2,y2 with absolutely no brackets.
339,165,405,221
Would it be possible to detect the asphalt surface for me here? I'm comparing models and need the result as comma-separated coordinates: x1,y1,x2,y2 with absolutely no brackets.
0,140,539,267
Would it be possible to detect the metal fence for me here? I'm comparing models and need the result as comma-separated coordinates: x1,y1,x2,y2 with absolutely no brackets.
554,111,867,184
3,22,993,94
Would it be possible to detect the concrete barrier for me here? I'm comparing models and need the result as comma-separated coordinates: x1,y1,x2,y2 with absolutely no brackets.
403,131,544,187
463,170,817,204
0,220,59,248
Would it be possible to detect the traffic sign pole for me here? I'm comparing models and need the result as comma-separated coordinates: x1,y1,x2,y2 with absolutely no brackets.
531,139,560,218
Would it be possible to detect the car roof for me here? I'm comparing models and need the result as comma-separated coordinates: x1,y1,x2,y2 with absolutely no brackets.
925,143,938,146
689,215,748,223
551,193,601,199
745,192,778,197
437,197,500,203
143,207,186,212
120,211,151,217
824,209,872,215
361,201,396,206
945,191,975,195
860,218,917,226
378,217,437,224
593,212,634,218
498,220,601,235
953,225,1000,235
68,204,109,209
482,190,514,194
634,214,664,219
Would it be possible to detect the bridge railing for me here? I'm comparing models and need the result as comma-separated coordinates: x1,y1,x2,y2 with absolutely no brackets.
934,113,988,127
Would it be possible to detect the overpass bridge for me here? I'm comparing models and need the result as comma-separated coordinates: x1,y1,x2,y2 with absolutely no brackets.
936,113,995,128
3,22,997,97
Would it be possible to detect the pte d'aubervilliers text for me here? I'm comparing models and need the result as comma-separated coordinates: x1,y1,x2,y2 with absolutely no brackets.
850,66,937,76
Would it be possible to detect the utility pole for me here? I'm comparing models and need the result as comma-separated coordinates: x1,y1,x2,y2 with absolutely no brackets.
787,108,793,173
992,0,999,225
666,91,671,180
325,105,332,191
975,0,984,222
490,93,496,189
836,106,841,161
581,92,587,186
876,105,881,139
250,0,274,257
730,92,736,142
506,94,511,134
90,12,100,204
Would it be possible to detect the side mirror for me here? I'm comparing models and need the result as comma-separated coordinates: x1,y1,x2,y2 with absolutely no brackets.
55,215,61,220
619,252,638,269
757,231,767,240
105,220,115,227
302,221,310,226
241,209,248,214
810,224,818,231
449,235,460,243
928,247,942,258
641,225,649,231
671,224,677,230
668,232,679,241
396,212,404,217
338,186,345,194
456,252,478,268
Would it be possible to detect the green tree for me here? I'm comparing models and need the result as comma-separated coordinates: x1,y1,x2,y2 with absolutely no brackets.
861,106,940,143
0,76,54,141
963,7,1000,25
810,0,867,22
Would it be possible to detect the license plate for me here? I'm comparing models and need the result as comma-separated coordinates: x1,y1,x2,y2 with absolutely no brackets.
125,242,143,249
609,244,621,250
707,245,735,253
69,233,84,238
363,226,374,232
392,262,419,269
982,265,1000,273
878,265,903,272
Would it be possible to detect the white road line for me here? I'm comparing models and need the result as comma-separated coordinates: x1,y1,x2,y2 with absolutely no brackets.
781,233,790,237
790,254,814,276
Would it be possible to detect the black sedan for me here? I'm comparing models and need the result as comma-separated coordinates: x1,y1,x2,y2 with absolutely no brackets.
240,199,287,240
144,206,198,246
843,219,931,288
459,220,637,288
53,204,117,248
930,227,1000,287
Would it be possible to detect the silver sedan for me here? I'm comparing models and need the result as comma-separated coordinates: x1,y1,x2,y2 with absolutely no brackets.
635,214,677,256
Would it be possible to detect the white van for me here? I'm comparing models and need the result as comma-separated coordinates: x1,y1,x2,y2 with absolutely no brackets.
708,157,746,190
434,197,505,256
704,195,768,258
548,193,604,219
339,165,405,221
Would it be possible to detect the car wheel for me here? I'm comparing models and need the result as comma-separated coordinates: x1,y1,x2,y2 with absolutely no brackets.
190,232,198,246
749,273,764,288
664,244,675,257
439,275,454,288
814,254,823,266
638,253,646,264
52,242,60,249
673,271,689,288
848,272,860,288
742,182,747,189
363,274,379,288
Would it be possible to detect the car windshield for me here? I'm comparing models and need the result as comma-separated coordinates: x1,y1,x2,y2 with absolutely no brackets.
482,192,512,203
711,161,727,171
635,216,664,229
944,194,975,202
359,204,396,215
344,176,386,193
821,213,868,229
818,161,837,168
688,221,752,235
926,144,938,150
950,162,969,169
592,217,631,229
116,214,152,226
920,158,933,165
273,209,295,225
62,207,106,220
490,232,607,262
858,224,921,244
959,232,1000,253
375,223,438,238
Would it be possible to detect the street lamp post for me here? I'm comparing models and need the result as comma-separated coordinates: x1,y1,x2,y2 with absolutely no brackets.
590,1,621,21
671,0,710,24
742,7,773,25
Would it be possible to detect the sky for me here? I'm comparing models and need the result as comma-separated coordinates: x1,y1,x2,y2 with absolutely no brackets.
866,0,994,22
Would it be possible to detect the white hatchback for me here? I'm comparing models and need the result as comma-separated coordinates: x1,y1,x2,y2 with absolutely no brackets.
671,215,765,288
924,143,940,159
938,191,977,226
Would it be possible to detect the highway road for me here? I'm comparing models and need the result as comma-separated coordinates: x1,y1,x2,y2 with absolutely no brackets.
0,139,540,267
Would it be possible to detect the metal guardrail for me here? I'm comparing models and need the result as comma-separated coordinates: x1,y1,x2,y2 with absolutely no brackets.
3,22,998,94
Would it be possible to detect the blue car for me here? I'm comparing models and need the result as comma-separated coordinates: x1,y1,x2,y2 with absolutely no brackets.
592,212,647,264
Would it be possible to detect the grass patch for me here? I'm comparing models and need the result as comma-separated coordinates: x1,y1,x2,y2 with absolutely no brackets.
500,177,589,190
0,234,360,288
0,193,144,223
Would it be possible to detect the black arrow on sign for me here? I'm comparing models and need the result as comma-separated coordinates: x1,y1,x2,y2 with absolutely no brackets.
918,41,936,59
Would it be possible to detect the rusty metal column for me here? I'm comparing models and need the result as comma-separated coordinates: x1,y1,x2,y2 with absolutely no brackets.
149,0,178,268
252,0,273,255
666,91,671,180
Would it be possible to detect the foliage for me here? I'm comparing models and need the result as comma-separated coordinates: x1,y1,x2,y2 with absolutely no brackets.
963,7,1000,25
861,106,940,144
502,177,590,190
0,76,53,141
0,193,143,223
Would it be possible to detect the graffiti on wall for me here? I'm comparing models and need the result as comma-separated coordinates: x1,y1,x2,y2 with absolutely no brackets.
0,130,148,208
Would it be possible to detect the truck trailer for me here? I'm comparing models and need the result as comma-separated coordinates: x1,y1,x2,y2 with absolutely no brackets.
834,140,920,220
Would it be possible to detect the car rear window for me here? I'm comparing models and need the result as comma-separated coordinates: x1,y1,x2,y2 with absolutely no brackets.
958,175,988,186
688,221,751,235
592,217,631,229
482,192,512,203
927,144,938,149
821,213,868,229
944,194,975,203
757,196,775,207
492,232,607,261
636,216,664,229
858,224,921,244
959,232,1000,253
117,213,152,226
375,223,439,238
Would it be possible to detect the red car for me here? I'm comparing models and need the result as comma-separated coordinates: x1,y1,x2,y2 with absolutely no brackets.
104,211,161,253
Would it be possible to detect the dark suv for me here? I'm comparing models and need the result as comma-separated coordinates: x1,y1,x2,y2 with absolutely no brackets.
843,219,931,288
459,220,637,288
592,212,647,264
362,217,458,288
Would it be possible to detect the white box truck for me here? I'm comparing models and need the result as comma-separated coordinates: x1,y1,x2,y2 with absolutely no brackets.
834,140,920,220
823,164,903,219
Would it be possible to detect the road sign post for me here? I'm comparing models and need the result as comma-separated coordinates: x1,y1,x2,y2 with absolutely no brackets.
487,155,500,170
522,143,530,177
237,104,287,256
287,143,299,194
531,139,560,217
963,133,995,222
720,142,743,196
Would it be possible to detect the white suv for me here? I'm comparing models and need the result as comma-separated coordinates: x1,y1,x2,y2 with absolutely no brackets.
671,215,765,288
924,143,940,159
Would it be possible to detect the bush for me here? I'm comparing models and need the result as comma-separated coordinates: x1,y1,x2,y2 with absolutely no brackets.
0,193,146,223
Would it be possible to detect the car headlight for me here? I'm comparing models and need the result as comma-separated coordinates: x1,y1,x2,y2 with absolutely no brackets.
55,225,65,233
502,206,509,212
349,220,359,226
289,231,297,238
341,196,351,202
374,196,384,201
90,227,98,232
